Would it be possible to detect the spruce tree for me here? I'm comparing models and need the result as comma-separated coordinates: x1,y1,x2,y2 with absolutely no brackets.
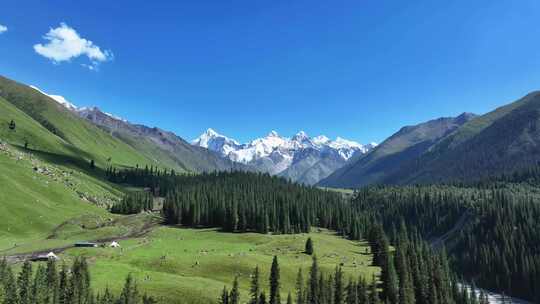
368,276,381,304
259,292,267,304
334,267,344,304
230,276,240,304
308,256,319,304
345,278,357,304
220,286,229,304
58,263,69,304
287,293,293,304
269,256,281,304
295,269,305,304
3,266,18,304
250,266,261,304
305,238,314,255
18,260,32,304
46,259,59,304
381,254,398,304
119,274,139,304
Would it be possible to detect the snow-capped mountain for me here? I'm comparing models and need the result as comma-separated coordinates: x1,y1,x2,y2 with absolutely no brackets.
30,86,127,122
30,85,78,111
192,129,377,183
192,128,242,158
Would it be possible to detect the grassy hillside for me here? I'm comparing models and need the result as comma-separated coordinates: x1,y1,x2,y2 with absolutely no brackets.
388,91,540,184
318,113,474,188
0,84,152,251
0,76,152,169
61,227,378,304
0,146,115,251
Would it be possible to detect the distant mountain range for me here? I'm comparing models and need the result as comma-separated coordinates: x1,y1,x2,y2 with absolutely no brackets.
27,84,249,173
12,75,540,189
320,90,540,187
318,113,476,187
192,128,377,184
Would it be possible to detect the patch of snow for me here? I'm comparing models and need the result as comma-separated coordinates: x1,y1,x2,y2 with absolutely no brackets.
30,85,78,110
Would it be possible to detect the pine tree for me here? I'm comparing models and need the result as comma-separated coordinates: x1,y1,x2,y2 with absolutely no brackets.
357,278,369,304
31,265,48,304
259,292,267,304
345,278,357,304
8,120,15,131
3,266,18,304
334,267,344,304
18,260,32,304
269,256,281,304
305,238,314,255
308,256,319,304
381,254,398,304
220,286,229,304
119,274,139,304
58,263,69,304
396,246,415,304
368,276,380,304
287,293,293,304
250,266,261,304
230,276,240,304
46,259,59,304
295,269,305,304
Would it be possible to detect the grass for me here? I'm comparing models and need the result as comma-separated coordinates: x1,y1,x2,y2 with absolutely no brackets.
0,76,379,304
0,150,113,250
59,227,379,304
0,77,153,170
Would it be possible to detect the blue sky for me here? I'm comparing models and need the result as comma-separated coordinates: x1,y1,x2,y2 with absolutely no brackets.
1,1,540,144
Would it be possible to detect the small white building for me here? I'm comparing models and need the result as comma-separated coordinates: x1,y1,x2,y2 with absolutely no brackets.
110,241,120,248
46,252,59,260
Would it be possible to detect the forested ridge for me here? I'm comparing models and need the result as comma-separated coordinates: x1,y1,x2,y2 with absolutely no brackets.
105,168,499,304
352,167,540,302
107,169,369,237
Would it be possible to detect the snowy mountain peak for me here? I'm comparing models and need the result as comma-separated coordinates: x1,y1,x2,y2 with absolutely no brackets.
333,137,363,148
192,129,377,178
30,85,78,111
292,131,309,141
204,128,219,137
312,135,330,145
191,128,242,157
267,130,280,137
77,106,128,123
30,86,129,123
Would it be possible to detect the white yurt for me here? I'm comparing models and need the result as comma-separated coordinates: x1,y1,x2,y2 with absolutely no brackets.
46,252,59,260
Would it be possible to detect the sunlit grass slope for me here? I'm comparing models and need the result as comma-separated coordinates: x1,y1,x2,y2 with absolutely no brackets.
63,227,379,304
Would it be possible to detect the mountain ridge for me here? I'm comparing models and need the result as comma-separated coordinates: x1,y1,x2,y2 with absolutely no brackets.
318,112,476,188
192,128,377,184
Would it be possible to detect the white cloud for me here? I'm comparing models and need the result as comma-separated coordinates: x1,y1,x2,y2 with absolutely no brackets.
0,24,7,34
33,23,112,69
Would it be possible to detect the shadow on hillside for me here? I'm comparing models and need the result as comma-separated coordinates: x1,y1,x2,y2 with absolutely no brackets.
13,144,109,180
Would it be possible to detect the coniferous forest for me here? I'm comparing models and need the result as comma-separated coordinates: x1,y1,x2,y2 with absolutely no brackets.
0,257,156,304
104,166,536,303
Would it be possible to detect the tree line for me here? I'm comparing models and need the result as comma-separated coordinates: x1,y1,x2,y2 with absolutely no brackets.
107,169,369,237
105,166,539,302
220,238,487,304
110,191,153,214
0,257,156,304
352,174,540,302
